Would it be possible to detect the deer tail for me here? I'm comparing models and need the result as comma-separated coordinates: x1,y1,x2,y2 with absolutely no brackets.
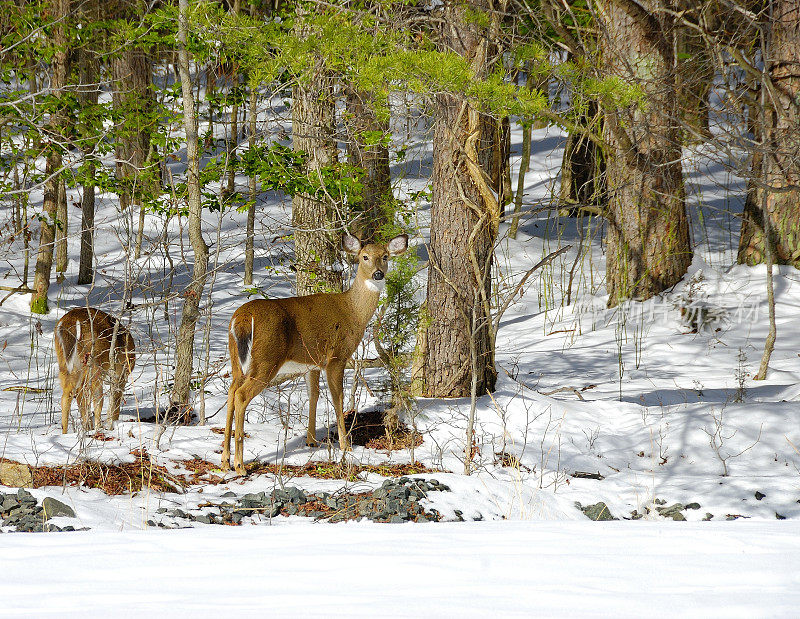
230,315,254,375
56,319,80,373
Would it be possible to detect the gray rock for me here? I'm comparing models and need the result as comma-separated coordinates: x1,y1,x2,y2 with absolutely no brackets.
390,515,405,523
17,489,36,506
685,502,701,510
196,514,212,524
656,503,685,518
672,513,686,521
582,502,617,521
2,495,19,511
41,497,75,520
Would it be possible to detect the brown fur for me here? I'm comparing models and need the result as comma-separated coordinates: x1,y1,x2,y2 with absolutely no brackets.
54,307,136,433
222,234,408,475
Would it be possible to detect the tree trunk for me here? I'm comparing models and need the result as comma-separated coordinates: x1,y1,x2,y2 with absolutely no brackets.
77,39,99,285
597,0,692,306
738,0,800,269
509,119,532,239
559,100,605,216
112,46,154,258
422,0,499,398
244,84,257,286
344,86,391,242
55,177,68,280
674,2,714,142
291,23,341,296
171,0,210,409
31,0,71,314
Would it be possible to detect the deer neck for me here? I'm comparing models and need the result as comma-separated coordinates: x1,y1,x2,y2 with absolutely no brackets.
344,271,383,329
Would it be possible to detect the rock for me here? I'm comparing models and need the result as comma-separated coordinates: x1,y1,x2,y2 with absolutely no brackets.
755,491,766,501
672,513,686,521
221,491,237,498
2,495,19,511
195,514,212,524
0,463,32,488
776,512,786,520
389,515,405,523
703,513,714,521
41,497,75,520
582,502,617,521
17,489,36,506
685,502,701,510
656,503,685,518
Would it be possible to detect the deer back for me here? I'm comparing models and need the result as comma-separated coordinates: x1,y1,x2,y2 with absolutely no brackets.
55,308,136,378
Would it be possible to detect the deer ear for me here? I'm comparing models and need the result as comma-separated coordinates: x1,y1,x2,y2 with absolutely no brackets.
387,234,408,256
342,233,362,255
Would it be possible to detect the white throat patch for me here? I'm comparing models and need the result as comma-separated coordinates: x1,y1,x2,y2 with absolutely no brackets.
365,278,386,293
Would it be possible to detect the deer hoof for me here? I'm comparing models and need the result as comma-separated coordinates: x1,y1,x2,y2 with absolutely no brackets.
306,437,319,448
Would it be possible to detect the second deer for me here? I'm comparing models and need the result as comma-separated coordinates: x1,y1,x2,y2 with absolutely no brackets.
223,233,408,475
55,307,136,433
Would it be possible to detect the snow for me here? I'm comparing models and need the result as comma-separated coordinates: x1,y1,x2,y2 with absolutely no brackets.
1,104,800,614
2,522,799,617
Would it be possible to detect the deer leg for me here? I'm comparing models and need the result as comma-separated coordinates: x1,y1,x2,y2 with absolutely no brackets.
76,376,92,431
108,368,127,426
59,372,75,434
305,369,321,447
221,375,243,472
232,377,266,476
89,369,104,431
325,361,350,452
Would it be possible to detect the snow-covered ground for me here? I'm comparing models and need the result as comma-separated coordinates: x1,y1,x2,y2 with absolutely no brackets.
1,113,800,615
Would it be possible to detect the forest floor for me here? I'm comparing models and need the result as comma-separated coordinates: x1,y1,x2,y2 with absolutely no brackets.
1,119,799,615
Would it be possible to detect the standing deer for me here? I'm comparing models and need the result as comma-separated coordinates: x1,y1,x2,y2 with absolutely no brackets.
223,233,408,475
54,307,136,433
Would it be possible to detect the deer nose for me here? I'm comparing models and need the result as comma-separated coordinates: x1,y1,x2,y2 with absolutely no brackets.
373,270,384,281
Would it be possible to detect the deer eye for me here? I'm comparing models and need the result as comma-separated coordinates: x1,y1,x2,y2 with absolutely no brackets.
383,255,388,260
363,255,369,261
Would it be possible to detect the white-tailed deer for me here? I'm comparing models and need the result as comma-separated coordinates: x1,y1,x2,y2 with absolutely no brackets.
222,233,409,474
55,307,136,433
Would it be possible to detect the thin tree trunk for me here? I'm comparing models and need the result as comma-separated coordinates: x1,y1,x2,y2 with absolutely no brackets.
31,0,70,314
55,178,68,280
509,120,531,239
171,0,210,409
244,85,256,286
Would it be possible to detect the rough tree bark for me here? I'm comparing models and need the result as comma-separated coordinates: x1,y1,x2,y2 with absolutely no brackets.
171,0,210,410
291,20,341,296
738,0,800,270
31,0,70,314
674,1,714,142
77,27,100,285
596,0,692,306
344,86,392,242
422,0,500,398
112,45,154,259
559,100,606,216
